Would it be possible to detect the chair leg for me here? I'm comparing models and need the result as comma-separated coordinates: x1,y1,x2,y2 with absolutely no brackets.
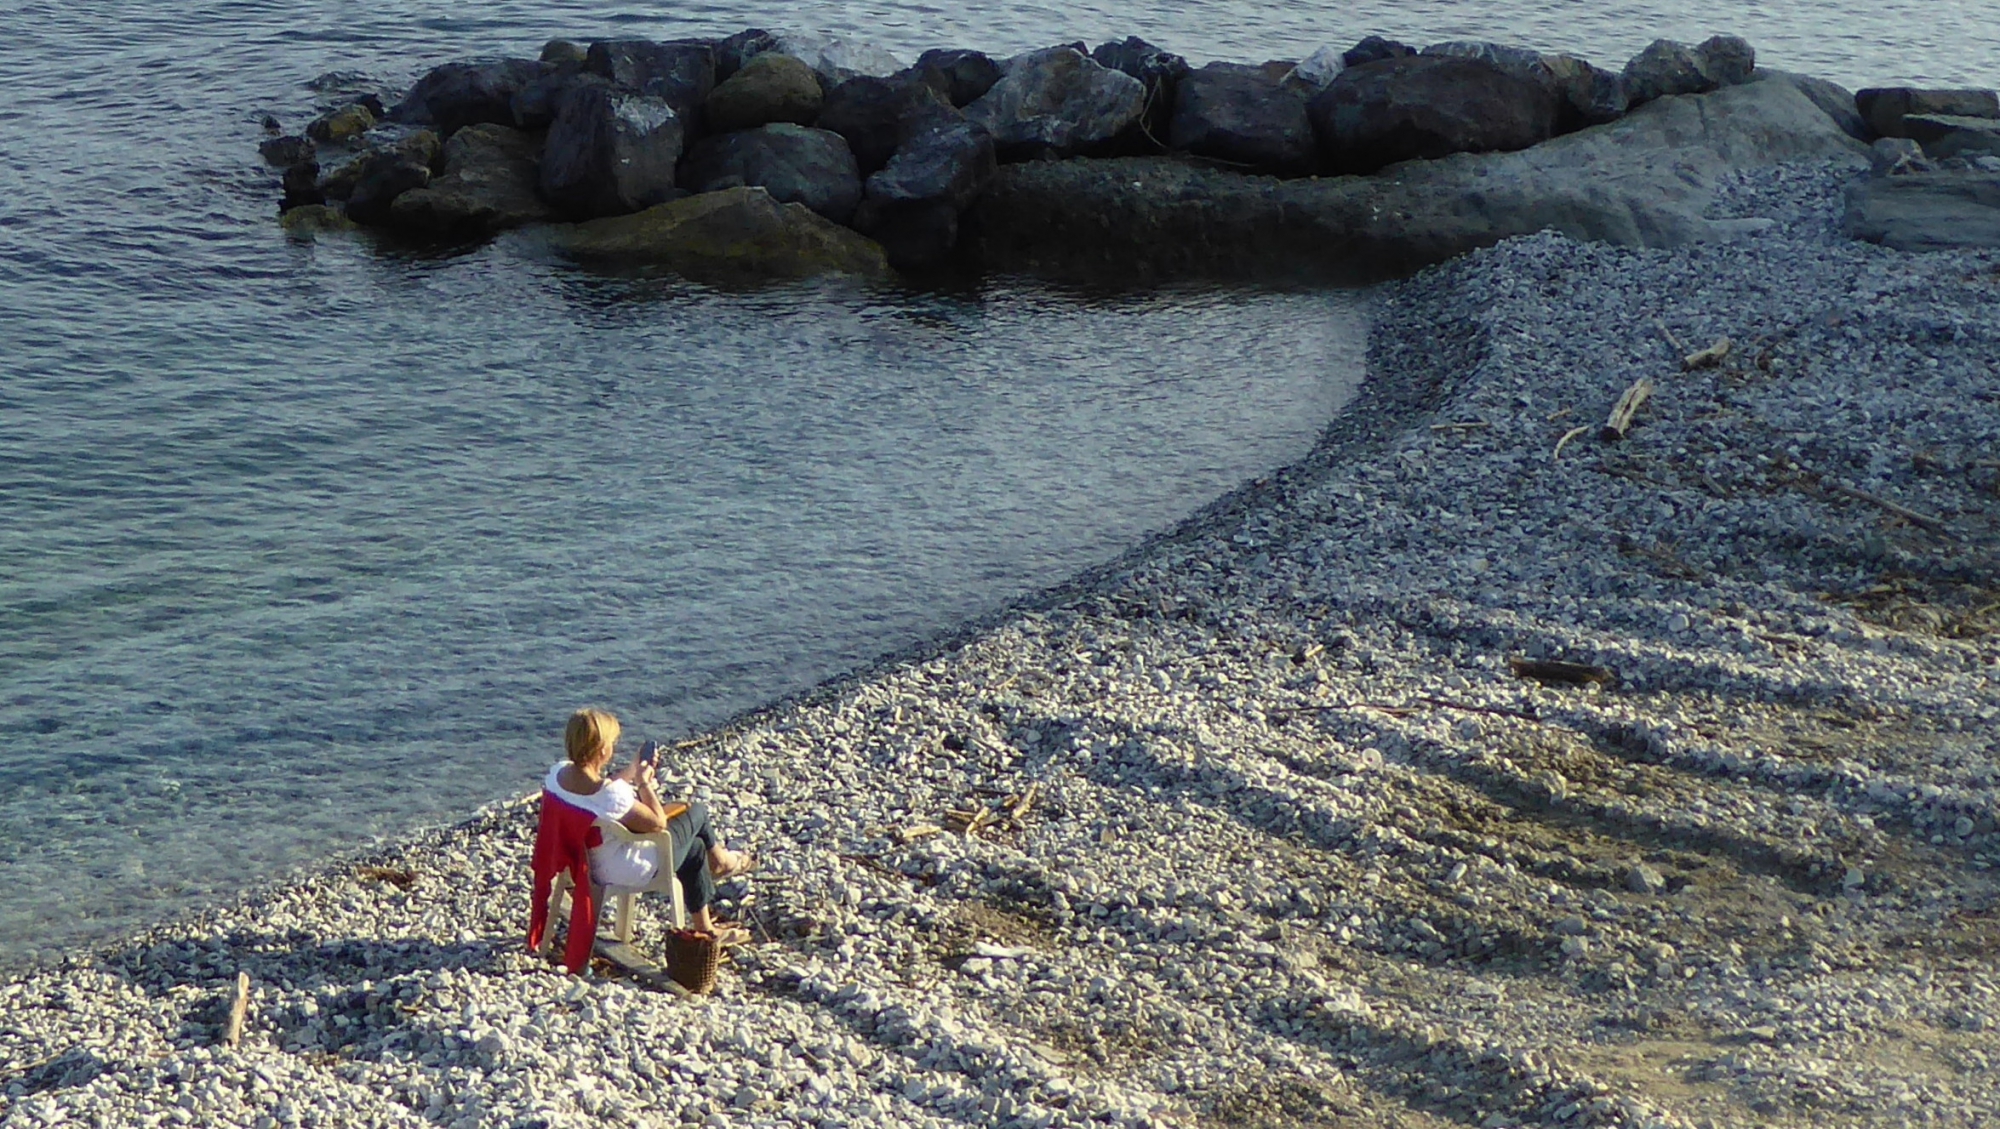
615,893,634,943
540,878,571,955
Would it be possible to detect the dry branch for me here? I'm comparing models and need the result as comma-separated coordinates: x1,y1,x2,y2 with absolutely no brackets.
1682,337,1732,370
1552,425,1591,460
1824,481,1959,539
1601,377,1655,442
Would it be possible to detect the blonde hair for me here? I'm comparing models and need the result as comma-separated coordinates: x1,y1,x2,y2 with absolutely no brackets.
564,708,621,768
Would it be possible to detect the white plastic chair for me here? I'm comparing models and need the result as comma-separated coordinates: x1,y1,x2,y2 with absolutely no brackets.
538,816,688,952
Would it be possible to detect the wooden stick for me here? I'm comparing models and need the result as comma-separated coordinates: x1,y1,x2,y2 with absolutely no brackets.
1430,421,1491,431
224,972,250,1049
1601,378,1654,442
1655,318,1689,356
1682,337,1732,370
1824,481,1959,539
1552,425,1591,460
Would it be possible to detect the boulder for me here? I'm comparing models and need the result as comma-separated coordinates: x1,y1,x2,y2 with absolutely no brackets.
1542,54,1628,128
1622,39,1712,105
318,130,441,199
1765,71,1867,141
584,39,716,127
968,75,1868,281
1856,87,1999,139
680,124,861,223
818,73,954,174
259,134,315,168
915,49,1003,108
307,103,375,143
1343,36,1415,68
1844,171,2000,250
1091,37,1190,141
1696,36,1757,87
851,114,996,269
344,155,430,226
775,33,903,86
552,186,893,280
541,40,588,67
1901,114,2000,159
1290,45,1346,90
1308,55,1558,175
963,47,1146,160
1168,62,1315,174
715,28,778,81
704,53,824,133
278,204,354,237
392,59,541,136
510,70,608,132
280,159,323,211
388,123,551,236
540,84,685,218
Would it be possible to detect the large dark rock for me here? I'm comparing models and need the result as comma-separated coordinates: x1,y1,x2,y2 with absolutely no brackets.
1168,63,1315,174
279,159,323,211
1855,87,1999,139
388,123,551,236
1696,36,1757,87
540,84,685,218
1309,55,1558,175
818,73,953,174
1845,171,2000,250
392,59,542,136
1091,37,1190,142
510,70,607,132
552,185,892,281
344,156,430,226
704,53,823,133
680,124,862,223
1622,39,1712,105
584,39,716,127
915,49,1003,108
963,47,1146,160
715,29,778,82
851,114,997,269
1343,36,1415,68
259,134,315,168
1542,54,1628,129
969,76,1866,281
541,40,588,67
1901,114,2000,159
318,130,442,200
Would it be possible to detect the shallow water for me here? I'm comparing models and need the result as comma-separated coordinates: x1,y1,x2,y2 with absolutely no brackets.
1,0,1993,963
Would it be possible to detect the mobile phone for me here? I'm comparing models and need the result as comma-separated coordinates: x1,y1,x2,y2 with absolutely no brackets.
638,740,660,766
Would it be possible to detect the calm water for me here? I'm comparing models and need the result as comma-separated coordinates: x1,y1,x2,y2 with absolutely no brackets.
1,0,1993,964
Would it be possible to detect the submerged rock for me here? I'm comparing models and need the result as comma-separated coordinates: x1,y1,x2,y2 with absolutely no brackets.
540,84,685,219
388,123,550,236
704,53,824,133
259,134,315,168
680,124,862,223
552,185,893,280
963,47,1146,160
307,103,376,143
1169,62,1315,174
1309,55,1558,175
392,59,541,136
1845,170,2000,249
278,204,355,236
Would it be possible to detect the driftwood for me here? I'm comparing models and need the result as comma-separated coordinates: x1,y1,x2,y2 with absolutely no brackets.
1552,425,1591,460
1655,318,1689,356
1510,658,1620,688
1824,481,1959,540
1601,377,1655,442
224,972,250,1048
1682,337,1732,370
1430,420,1491,432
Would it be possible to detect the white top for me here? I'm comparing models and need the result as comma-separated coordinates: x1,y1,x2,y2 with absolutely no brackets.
543,763,661,888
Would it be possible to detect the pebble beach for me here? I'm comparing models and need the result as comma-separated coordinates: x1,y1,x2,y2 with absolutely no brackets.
4,158,1999,1128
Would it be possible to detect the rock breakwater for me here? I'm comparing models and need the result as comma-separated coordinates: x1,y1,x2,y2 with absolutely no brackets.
259,29,2000,279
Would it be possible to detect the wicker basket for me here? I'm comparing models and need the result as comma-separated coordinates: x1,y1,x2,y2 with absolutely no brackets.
663,929,721,995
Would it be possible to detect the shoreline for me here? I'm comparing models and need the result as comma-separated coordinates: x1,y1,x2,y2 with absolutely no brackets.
7,159,2000,1127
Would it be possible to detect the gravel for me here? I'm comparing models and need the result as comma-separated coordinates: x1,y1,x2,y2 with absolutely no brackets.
5,159,1998,1129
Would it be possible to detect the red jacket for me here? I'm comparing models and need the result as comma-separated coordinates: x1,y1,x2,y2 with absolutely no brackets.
527,790,603,974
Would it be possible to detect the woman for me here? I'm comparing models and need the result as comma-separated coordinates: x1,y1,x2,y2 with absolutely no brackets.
545,708,756,945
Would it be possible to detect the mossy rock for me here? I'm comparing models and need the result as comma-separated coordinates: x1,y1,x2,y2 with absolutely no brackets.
554,186,892,281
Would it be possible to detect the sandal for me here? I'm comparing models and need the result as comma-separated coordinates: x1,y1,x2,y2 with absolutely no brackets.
712,848,758,880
